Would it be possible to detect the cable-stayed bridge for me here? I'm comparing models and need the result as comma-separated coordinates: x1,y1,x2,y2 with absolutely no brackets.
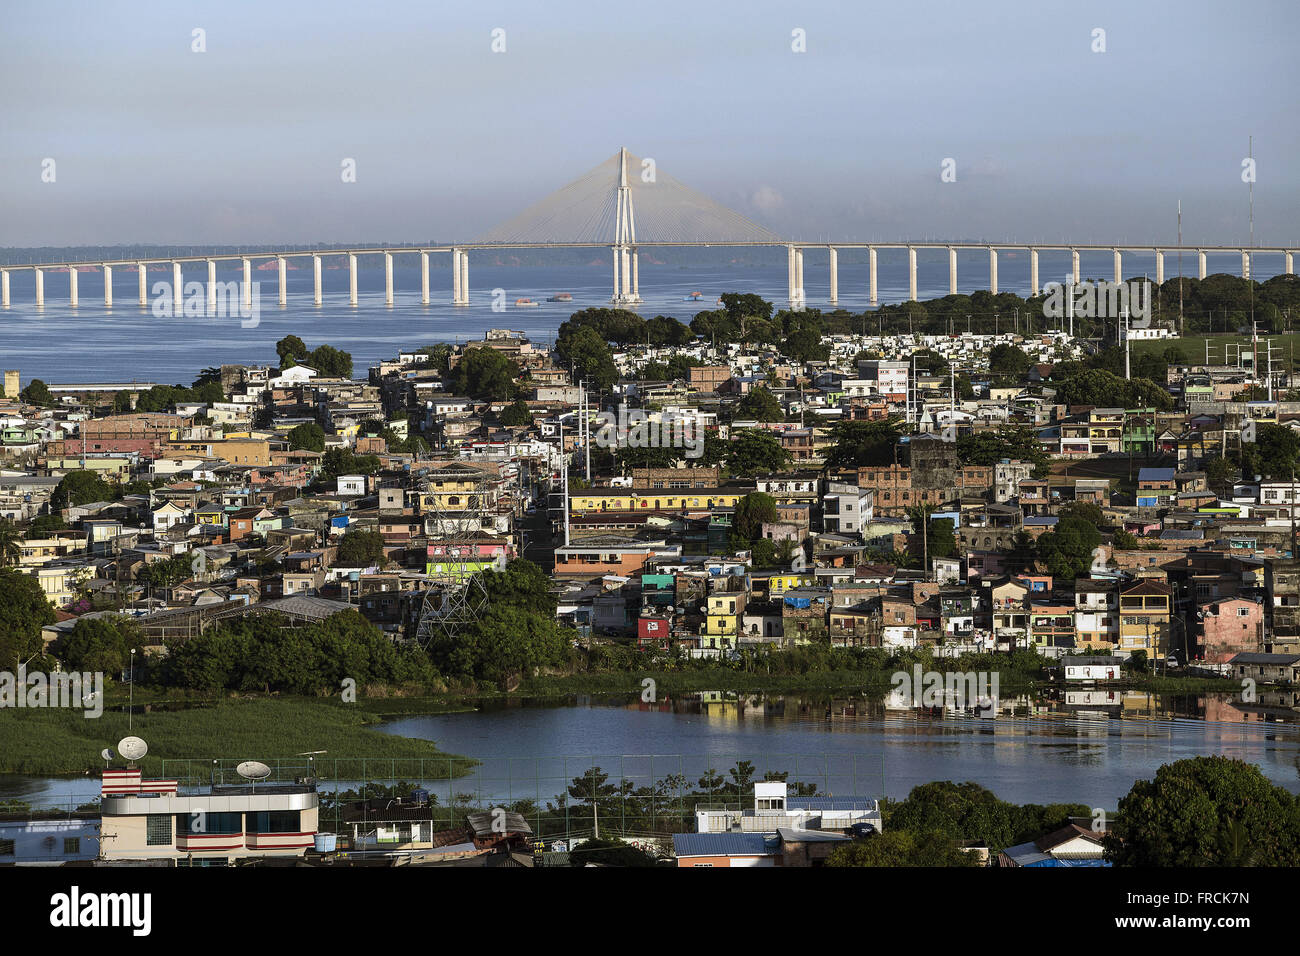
2,147,1295,311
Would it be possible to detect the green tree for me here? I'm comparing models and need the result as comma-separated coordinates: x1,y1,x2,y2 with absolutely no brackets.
51,471,114,513
335,529,386,566
827,831,980,867
54,615,144,675
0,519,21,567
276,335,307,367
988,344,1032,383
557,325,618,390
825,419,902,471
0,569,56,669
287,422,326,452
449,347,519,401
306,344,353,379
731,492,777,545
498,400,533,427
726,430,791,476
19,379,56,407
735,386,784,422
1035,516,1102,580
1105,756,1300,866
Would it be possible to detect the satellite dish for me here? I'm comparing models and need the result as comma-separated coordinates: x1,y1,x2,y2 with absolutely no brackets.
101,748,115,763
117,736,148,761
236,760,272,780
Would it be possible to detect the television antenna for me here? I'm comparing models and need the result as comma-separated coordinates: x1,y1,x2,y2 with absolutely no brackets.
100,748,115,767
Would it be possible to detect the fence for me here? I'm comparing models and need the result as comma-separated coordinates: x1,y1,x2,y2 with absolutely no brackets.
145,752,887,842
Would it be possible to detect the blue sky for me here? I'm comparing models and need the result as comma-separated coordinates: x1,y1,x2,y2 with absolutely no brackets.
1,0,1295,247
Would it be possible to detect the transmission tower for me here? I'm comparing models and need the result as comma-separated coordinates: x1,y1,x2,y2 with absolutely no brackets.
414,474,504,646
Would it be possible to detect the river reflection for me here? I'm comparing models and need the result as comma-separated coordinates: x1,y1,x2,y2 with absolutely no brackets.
5,691,1298,812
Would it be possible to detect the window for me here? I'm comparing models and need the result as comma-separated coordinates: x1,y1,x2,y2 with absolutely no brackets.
146,814,173,846
63,837,80,855
179,811,241,835
247,810,300,834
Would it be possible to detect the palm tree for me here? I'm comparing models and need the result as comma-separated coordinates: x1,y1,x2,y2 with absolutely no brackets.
0,519,22,567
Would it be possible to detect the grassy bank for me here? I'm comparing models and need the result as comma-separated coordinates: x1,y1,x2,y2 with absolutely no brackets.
0,697,472,778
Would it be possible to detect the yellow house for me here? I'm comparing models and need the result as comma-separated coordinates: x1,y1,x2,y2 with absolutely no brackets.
419,472,485,511
569,488,746,515
703,591,747,651
29,565,93,607
1119,580,1172,656
762,572,816,597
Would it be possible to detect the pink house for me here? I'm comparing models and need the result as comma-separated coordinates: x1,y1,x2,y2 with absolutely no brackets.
1199,598,1263,664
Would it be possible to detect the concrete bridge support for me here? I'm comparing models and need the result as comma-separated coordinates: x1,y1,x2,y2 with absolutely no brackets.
103,265,112,307
69,267,78,307
313,255,323,306
869,247,878,307
1287,252,1294,275
243,259,252,309
786,246,796,303
828,247,837,305
1198,250,1207,280
1071,249,1080,285
207,260,218,313
611,247,619,302
631,249,640,301
1,270,8,308
1155,251,1164,285
349,254,358,305
907,246,917,302
277,257,287,306
139,263,147,306
1030,249,1039,295
421,252,430,305
948,247,957,295
1242,251,1251,280
459,250,469,306
794,248,804,306
620,246,631,301
988,248,998,296
172,262,182,313
35,269,43,307
1113,249,1122,284
384,252,394,306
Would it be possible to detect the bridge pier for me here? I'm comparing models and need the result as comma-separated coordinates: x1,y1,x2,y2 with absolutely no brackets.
1071,249,1080,284
611,247,620,302
1,270,8,308
172,262,182,313
242,259,252,308
1155,251,1164,285
207,260,217,313
1288,252,1294,275
988,248,997,296
459,250,469,305
277,257,287,306
948,247,957,295
1198,250,1207,279
384,252,394,306
828,247,837,305
908,246,917,302
349,254,358,305
1030,249,1039,295
786,246,796,304
631,249,640,301
1241,250,1251,280
103,266,112,307
794,248,805,306
620,246,631,301
1113,249,1122,284
138,263,147,306
420,252,430,305
869,247,877,307
313,255,322,306
35,268,43,307
69,267,78,307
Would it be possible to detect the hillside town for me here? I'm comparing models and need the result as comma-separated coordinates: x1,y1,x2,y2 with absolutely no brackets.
2,293,1300,687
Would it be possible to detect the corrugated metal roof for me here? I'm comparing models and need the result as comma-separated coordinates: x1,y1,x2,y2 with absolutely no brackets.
788,798,879,812
672,833,777,858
